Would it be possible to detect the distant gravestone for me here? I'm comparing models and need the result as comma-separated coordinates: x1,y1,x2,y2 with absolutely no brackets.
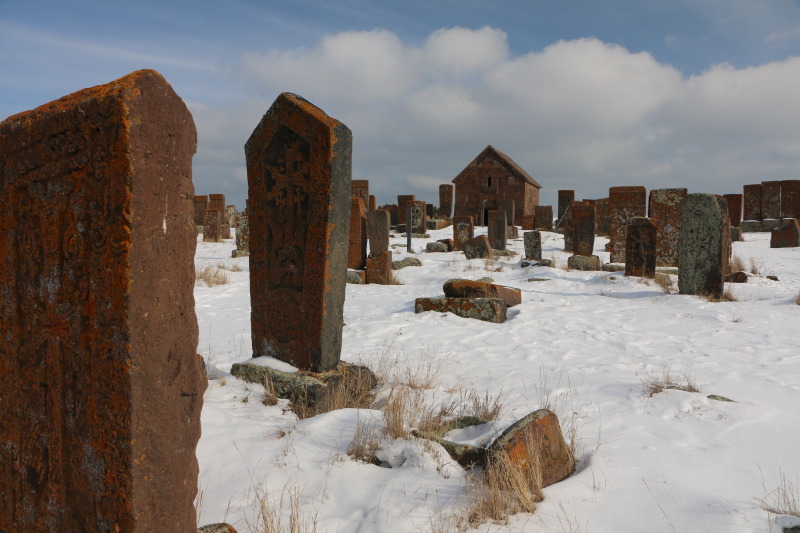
366,250,393,284
591,198,611,236
352,179,369,206
203,209,223,243
534,205,553,230
524,231,542,260
562,209,573,252
348,197,367,269
398,195,415,226
770,218,800,248
463,234,492,259
367,209,390,255
0,69,204,533
520,214,536,230
609,186,646,263
409,200,427,234
232,213,250,257
503,199,515,227
781,180,800,219
209,193,226,216
761,180,781,220
742,183,762,222
556,190,574,228
439,184,454,218
368,194,376,212
678,194,731,298
648,188,687,268
723,194,743,227
570,202,595,257
194,195,209,225
487,209,507,250
625,217,657,278
452,215,474,251
245,92,352,372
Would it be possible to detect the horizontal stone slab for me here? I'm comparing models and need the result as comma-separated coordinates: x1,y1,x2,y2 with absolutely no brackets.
443,279,522,307
392,257,422,270
414,297,507,323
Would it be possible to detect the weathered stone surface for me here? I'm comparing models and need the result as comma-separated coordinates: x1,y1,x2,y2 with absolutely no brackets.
556,190,574,228
725,271,748,283
414,297,508,323
443,278,522,307
194,195,209,225
562,209,573,252
723,193,743,227
246,92,351,372
742,183,762,221
203,208,224,242
506,225,519,239
730,226,741,242
426,241,449,253
367,208,390,255
534,204,553,231
570,202,595,257
0,69,204,532
409,200,427,235
413,417,489,467
351,179,369,205
462,234,492,259
487,409,575,489
609,186,647,263
678,194,731,298
226,204,237,227
487,209,507,250
232,213,250,257
366,251,392,284
762,180,782,220
198,524,238,533
589,198,611,236
452,215,474,251
436,238,454,251
392,256,422,270
379,203,399,226
427,219,451,230
567,255,601,271
439,183,454,218
601,263,626,272
781,180,800,218
208,193,226,218
625,217,657,278
649,189,687,268
368,194,376,212
741,220,763,233
520,214,536,230
346,269,365,284
770,218,800,248
762,218,782,231
398,195,415,225
524,230,542,260
348,197,367,269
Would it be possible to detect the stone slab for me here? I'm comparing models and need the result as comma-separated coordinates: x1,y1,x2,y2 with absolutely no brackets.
452,215,474,251
678,194,731,298
443,278,522,307
761,180,781,220
524,230,542,260
414,297,508,323
348,197,367,269
609,186,646,263
439,183,454,218
743,183,762,221
625,217,657,278
487,209,507,250
367,209,391,255
770,218,800,248
366,250,393,284
462,234,492,259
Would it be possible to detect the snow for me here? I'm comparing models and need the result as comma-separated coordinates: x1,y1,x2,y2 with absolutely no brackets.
195,226,800,532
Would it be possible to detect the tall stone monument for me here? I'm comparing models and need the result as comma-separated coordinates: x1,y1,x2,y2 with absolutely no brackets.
649,188,687,267
0,69,204,532
625,217,657,278
609,186,646,263
246,92,352,372
439,184,454,218
678,194,731,298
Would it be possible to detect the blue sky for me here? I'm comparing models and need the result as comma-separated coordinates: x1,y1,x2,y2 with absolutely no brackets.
2,0,800,208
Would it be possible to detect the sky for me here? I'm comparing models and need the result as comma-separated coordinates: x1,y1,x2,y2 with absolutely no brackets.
2,0,800,209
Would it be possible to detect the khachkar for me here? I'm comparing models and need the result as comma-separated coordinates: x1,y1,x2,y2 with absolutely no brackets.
246,92,352,372
678,194,731,299
0,70,205,532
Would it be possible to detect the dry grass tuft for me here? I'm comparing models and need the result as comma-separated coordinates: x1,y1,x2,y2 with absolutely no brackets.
654,273,673,293
244,484,318,533
642,365,700,397
387,270,403,285
757,469,800,520
196,265,230,287
346,416,384,464
291,366,376,419
262,375,277,406
729,255,746,273
748,256,764,275
722,287,739,302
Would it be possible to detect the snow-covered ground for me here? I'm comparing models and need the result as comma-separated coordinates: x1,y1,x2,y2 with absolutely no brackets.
195,225,800,532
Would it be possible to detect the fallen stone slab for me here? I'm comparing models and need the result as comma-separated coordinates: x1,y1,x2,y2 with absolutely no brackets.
436,238,454,251
462,235,492,259
414,297,507,323
568,255,602,271
426,241,449,253
392,257,422,270
601,263,625,272
521,259,553,268
412,416,489,467
443,279,522,307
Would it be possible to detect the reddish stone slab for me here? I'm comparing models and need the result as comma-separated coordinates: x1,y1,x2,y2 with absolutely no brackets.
780,180,800,218
520,214,536,230
570,202,595,257
194,195,209,225
409,200,427,234
487,209,507,250
679,194,731,298
609,186,647,263
562,209,573,252
452,215,474,251
348,197,367,269
462,234,492,259
203,208,223,242
725,271,748,283
378,203,399,226
208,193,226,216
368,194,376,212
439,183,454,218
742,183,762,221
586,198,610,236
534,205,553,230
352,179,369,205
723,193,743,227
414,297,507,323
0,69,204,532
625,217,657,278
556,190,574,228
398,195,415,225
245,92,352,372
648,188,687,267
367,209,390,255
770,218,800,248
443,278,521,307
761,180,781,220
366,250,393,284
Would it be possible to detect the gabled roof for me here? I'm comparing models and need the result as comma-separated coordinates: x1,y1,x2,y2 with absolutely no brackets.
452,145,541,189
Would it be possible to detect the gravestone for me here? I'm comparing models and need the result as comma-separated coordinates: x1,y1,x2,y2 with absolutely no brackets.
368,194,376,212
398,195,415,225
245,92,352,372
648,188,687,267
352,179,369,205
367,209,391,255
348,197,367,269
487,209,507,250
203,209,223,243
609,186,647,263
462,234,492,259
366,250,392,284
232,213,250,257
562,209,573,252
556,190,574,228
0,69,204,532
781,180,800,219
426,204,436,218
761,180,781,220
194,195,209,225
770,218,800,248
625,217,657,278
520,214,536,230
379,203,399,226
226,204,237,226
503,199,515,227
570,202,595,257
742,183,762,222
439,184,454,218
452,215,474,251
524,231,542,260
722,194,743,227
678,194,731,298
209,193,226,216
534,205,553,230
590,198,611,236
409,200,427,234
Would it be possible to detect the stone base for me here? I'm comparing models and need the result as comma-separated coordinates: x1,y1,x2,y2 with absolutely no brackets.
568,255,601,271
414,297,507,323
740,220,762,233
231,249,249,258
601,263,625,272
366,251,392,284
762,218,782,231
443,279,522,307
426,219,451,230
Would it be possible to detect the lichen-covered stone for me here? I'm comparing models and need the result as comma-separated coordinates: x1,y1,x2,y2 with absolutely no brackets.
346,269,365,284
443,279,522,307
367,209,390,255
534,205,553,230
649,188,687,267
567,255,601,271
414,297,507,323
194,195,209,225
678,194,731,298
392,257,422,270
462,235,493,259
741,220,762,233
409,200,427,234
203,208,223,243
524,230,542,260
198,523,238,533
232,213,249,257
436,238,454,251
426,241,449,253
570,202,596,257
452,215,474,251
